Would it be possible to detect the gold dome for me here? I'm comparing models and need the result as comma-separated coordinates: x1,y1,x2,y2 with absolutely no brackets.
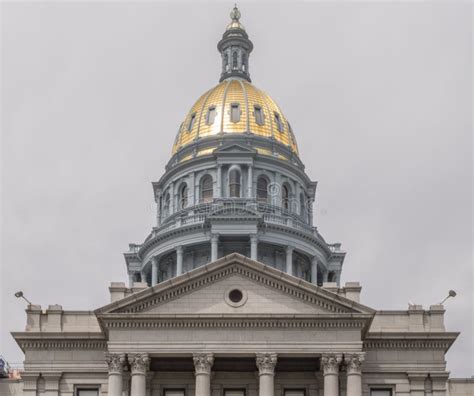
172,78,299,155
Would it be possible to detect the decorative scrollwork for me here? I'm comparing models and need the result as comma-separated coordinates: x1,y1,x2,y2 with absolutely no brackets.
193,353,214,375
345,353,365,374
321,353,342,375
128,353,150,375
105,353,126,375
256,352,278,375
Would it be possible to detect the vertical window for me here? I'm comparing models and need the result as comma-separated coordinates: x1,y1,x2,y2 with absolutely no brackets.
187,113,196,132
257,177,268,203
206,107,216,125
201,175,213,203
254,106,264,125
230,103,240,123
299,193,306,218
179,184,188,209
164,390,185,396
229,169,241,198
284,391,305,396
232,51,238,69
224,53,229,71
371,390,392,396
224,390,245,396
282,184,289,211
274,112,284,132
242,53,247,71
76,389,99,396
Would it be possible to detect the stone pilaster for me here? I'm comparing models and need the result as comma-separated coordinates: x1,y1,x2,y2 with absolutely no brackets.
256,352,277,396
322,353,342,396
194,353,214,396
129,353,150,396
345,353,365,396
105,353,126,396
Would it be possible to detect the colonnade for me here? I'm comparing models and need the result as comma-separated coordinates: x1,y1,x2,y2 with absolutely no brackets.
105,352,364,396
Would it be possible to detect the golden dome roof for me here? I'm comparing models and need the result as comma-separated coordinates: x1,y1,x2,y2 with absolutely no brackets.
172,78,299,155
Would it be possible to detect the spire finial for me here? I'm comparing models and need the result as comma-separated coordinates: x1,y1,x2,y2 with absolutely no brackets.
230,4,241,21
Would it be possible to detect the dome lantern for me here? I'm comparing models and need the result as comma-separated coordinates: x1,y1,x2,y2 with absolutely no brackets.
217,5,253,82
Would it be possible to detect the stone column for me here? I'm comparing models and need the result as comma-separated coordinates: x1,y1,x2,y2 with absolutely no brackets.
250,234,258,261
193,353,214,396
211,234,219,262
176,246,184,276
105,353,126,396
321,353,342,396
129,353,150,396
345,353,364,396
285,246,293,276
311,257,318,285
140,270,147,285
151,257,159,286
256,352,277,396
216,165,222,198
247,165,253,198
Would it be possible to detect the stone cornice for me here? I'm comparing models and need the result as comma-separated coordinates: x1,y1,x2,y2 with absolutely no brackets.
96,255,374,316
99,315,371,330
363,332,459,352
15,339,107,352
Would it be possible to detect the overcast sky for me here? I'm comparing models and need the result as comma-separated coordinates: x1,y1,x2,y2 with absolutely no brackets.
1,1,472,376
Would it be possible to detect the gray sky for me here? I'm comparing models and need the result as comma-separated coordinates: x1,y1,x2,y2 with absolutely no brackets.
1,1,472,376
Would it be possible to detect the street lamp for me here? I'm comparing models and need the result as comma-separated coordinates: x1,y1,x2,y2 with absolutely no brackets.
14,291,32,305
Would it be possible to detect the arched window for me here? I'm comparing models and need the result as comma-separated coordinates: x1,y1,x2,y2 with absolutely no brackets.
224,53,229,71
163,192,171,217
242,53,247,71
282,184,290,211
257,177,268,203
200,175,213,203
179,184,188,209
232,51,238,69
229,169,241,198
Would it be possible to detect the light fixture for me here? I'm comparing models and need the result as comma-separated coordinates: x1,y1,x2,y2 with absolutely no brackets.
14,291,32,305
440,290,457,305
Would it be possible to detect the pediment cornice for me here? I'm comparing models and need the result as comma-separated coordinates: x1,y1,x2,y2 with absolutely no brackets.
96,254,375,317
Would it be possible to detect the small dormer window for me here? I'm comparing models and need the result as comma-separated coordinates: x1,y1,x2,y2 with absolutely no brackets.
188,113,196,132
274,113,284,133
254,106,264,125
206,107,216,125
230,103,240,123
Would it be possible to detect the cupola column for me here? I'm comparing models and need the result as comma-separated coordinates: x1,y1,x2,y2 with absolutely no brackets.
176,246,184,276
216,165,222,198
322,353,342,396
129,353,150,396
105,353,126,396
247,165,253,197
286,246,294,276
151,256,159,285
256,353,277,396
311,257,318,285
250,234,258,260
345,353,364,396
211,234,219,262
193,353,214,396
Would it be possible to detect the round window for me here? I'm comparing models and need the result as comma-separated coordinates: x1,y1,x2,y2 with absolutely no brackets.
228,289,243,303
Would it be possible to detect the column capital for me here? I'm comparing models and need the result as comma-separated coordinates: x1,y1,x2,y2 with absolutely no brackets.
129,353,150,375
344,353,365,375
286,246,294,254
250,234,259,243
193,353,214,375
210,234,220,242
256,352,278,376
321,353,342,375
176,245,183,254
105,353,127,375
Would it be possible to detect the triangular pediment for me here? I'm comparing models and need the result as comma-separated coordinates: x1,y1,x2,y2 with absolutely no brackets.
96,254,375,317
213,142,257,155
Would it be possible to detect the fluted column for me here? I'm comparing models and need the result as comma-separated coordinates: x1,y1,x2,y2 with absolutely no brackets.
256,353,277,396
129,353,150,396
211,234,219,262
105,353,126,396
286,246,293,276
151,256,159,286
322,354,342,396
346,354,364,396
193,353,214,396
176,246,183,276
311,257,318,285
250,234,258,260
